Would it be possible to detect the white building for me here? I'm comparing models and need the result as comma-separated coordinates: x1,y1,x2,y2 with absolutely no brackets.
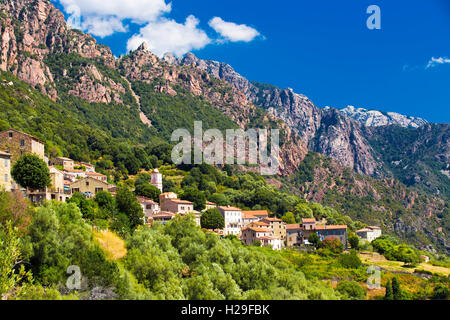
356,226,382,242
151,169,163,193
218,206,243,236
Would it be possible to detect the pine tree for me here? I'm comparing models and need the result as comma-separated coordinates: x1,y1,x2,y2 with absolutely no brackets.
384,280,393,300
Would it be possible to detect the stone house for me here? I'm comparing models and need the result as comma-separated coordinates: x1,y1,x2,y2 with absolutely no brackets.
315,225,348,248
205,201,217,211
0,129,45,164
85,172,107,183
50,157,74,171
242,212,259,227
152,211,175,225
261,217,286,241
137,196,160,224
243,210,269,220
78,162,96,173
218,206,243,236
286,224,302,247
241,226,282,250
159,192,194,214
0,151,12,191
356,226,382,242
70,177,110,197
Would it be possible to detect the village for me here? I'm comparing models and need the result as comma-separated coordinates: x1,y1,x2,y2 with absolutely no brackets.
0,128,383,250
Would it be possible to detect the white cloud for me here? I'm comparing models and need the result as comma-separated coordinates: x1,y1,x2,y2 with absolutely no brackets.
59,0,172,24
127,15,211,57
208,17,260,42
81,16,127,38
57,0,262,54
426,56,450,69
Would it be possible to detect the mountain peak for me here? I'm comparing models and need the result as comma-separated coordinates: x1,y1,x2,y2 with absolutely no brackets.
136,42,149,52
337,105,428,128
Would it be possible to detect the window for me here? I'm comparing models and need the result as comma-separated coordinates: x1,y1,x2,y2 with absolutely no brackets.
86,182,89,186
4,174,8,182
8,132,12,138
4,159,8,167
20,140,25,147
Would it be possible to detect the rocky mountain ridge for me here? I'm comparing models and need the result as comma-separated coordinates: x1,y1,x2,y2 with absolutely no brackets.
337,105,428,128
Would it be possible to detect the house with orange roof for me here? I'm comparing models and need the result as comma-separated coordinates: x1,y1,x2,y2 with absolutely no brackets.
242,210,269,220
356,226,382,242
286,224,302,247
159,192,194,214
315,225,348,248
241,226,282,250
261,217,286,241
85,171,107,183
218,206,243,236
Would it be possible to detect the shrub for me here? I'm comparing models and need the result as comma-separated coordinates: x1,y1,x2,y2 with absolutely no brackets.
336,281,366,300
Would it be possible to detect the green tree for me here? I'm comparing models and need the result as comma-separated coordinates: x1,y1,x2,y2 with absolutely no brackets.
135,184,161,202
11,154,51,190
181,187,206,211
0,221,32,298
200,208,225,230
338,252,362,269
349,234,360,250
432,284,449,300
116,186,144,229
392,277,402,300
308,233,320,248
336,281,366,300
281,212,296,224
384,280,393,300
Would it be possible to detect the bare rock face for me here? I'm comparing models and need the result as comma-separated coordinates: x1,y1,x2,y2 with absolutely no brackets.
176,54,381,176
0,0,116,99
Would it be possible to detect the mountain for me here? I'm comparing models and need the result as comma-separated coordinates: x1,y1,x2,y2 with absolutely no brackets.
337,105,428,128
0,0,448,253
171,52,449,201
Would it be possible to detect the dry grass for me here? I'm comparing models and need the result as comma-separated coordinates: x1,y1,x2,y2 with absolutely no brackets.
359,252,450,276
93,229,127,261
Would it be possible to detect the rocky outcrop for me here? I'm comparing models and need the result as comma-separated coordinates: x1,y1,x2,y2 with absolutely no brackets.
338,105,428,128
0,0,115,99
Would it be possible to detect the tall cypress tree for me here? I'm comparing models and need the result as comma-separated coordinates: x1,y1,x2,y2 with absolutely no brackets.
392,277,402,300
384,280,393,300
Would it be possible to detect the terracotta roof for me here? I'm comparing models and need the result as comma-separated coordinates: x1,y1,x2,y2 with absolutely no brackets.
242,210,268,216
172,199,194,205
356,228,372,233
55,157,73,161
242,212,258,219
0,151,11,157
257,236,280,240
137,196,158,205
302,218,316,223
152,211,175,218
315,225,347,230
219,206,242,212
250,221,270,226
86,172,106,177
243,227,271,232
263,217,283,222
65,169,85,173
368,226,381,229
286,224,301,230
206,201,216,205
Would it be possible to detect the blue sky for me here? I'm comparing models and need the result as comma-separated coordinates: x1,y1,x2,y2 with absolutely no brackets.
53,0,450,123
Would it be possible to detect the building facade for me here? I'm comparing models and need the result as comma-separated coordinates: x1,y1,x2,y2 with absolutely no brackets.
356,226,382,242
261,217,286,241
218,206,243,236
0,151,11,191
151,169,163,193
286,224,302,247
50,157,74,171
70,177,110,197
0,129,45,164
